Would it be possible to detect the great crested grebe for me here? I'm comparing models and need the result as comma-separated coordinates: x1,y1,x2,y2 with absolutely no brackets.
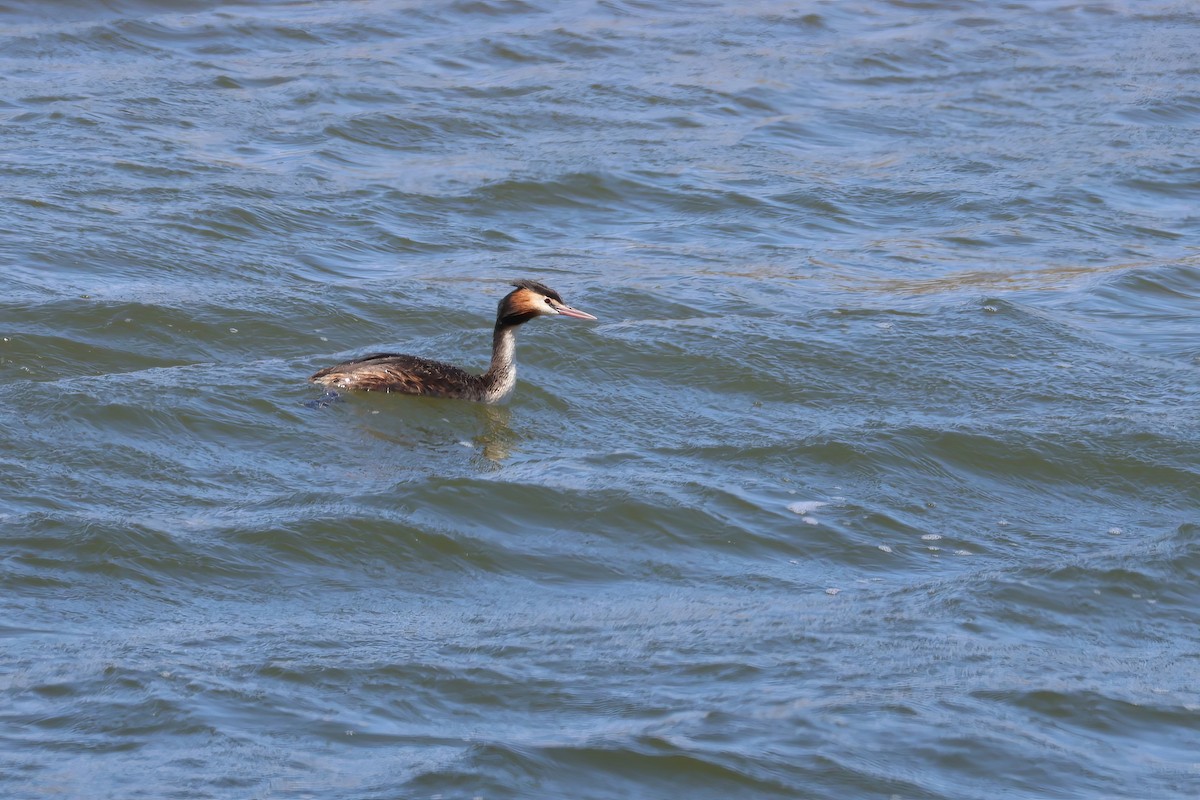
309,280,596,403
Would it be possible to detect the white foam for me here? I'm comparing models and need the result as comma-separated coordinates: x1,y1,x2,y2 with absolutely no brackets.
787,501,828,515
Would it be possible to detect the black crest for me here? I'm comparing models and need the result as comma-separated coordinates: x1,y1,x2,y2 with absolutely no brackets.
510,279,562,303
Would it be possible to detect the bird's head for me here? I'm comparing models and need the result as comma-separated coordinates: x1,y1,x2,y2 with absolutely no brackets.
497,280,597,326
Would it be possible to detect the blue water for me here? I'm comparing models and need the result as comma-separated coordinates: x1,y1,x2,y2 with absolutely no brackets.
2,1,1198,798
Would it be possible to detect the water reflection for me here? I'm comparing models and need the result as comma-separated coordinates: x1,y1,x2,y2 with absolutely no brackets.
472,403,517,466
308,388,519,464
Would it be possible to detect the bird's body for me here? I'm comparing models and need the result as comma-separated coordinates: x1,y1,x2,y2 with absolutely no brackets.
310,280,595,403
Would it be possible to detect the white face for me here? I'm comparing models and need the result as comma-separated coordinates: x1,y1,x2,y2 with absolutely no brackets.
536,292,566,316
529,291,598,321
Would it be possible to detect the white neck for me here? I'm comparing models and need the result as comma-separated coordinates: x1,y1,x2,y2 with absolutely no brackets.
483,325,518,403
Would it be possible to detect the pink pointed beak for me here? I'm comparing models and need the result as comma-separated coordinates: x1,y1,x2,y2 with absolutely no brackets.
554,304,597,321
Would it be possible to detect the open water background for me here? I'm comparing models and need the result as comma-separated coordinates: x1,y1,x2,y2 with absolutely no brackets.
2,1,1199,798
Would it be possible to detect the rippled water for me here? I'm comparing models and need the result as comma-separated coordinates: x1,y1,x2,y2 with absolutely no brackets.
2,1,1199,798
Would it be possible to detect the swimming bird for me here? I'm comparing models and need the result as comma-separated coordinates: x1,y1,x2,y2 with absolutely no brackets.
309,280,596,403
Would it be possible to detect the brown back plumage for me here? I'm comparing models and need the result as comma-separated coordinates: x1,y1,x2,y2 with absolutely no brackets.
310,352,486,398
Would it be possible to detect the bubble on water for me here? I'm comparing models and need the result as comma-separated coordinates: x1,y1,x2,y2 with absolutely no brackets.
878,544,893,553
954,549,971,556
876,322,893,330
825,587,840,596
319,336,328,342
787,501,827,515
921,533,941,541
983,305,999,313
997,518,1009,527
802,516,819,525
1108,527,1123,536
229,327,238,333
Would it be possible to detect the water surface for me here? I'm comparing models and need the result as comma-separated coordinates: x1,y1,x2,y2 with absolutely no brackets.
1,1,1198,798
